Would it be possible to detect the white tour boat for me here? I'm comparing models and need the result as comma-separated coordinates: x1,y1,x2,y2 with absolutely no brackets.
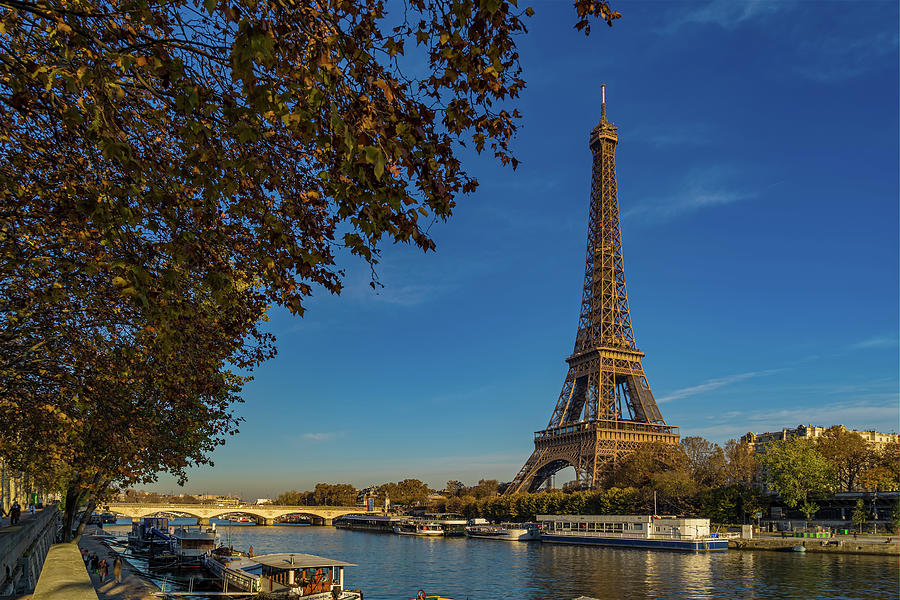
393,521,445,536
465,522,541,541
538,514,729,551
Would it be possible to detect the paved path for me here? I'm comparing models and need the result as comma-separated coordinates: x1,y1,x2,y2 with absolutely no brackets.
78,530,159,600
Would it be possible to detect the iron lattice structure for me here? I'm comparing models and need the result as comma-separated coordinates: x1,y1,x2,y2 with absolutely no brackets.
505,88,679,494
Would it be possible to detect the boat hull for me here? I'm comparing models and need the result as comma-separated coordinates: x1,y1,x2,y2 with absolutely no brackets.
393,527,444,536
541,534,729,551
466,527,540,542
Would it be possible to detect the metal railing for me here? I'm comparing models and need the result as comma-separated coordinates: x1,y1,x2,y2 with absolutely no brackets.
535,419,679,440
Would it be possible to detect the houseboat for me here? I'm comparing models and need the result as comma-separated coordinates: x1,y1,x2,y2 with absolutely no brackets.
127,517,173,553
172,523,220,567
538,514,728,551
254,553,362,598
465,522,541,541
202,552,263,593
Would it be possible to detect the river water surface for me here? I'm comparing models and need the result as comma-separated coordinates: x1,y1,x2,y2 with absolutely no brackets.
104,520,898,600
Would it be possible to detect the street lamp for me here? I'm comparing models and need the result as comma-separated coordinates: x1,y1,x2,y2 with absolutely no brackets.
872,490,878,535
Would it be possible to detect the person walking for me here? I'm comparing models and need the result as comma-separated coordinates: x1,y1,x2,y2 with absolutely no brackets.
10,500,21,525
99,558,109,583
89,553,99,575
113,557,123,584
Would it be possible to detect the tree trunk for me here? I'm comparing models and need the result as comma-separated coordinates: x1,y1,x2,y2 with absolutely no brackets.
61,486,83,543
72,495,99,544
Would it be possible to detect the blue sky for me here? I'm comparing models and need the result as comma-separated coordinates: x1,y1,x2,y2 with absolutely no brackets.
151,1,899,499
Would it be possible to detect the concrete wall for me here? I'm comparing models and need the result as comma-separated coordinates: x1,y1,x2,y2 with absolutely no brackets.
729,538,899,555
32,543,98,600
0,505,60,596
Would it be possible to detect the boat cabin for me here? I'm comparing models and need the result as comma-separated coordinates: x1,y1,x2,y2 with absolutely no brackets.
537,515,713,540
254,553,356,597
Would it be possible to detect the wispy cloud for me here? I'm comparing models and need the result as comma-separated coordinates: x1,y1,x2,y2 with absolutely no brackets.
795,31,899,83
302,432,338,442
623,166,757,224
851,335,899,350
657,369,784,403
658,0,791,34
688,397,899,442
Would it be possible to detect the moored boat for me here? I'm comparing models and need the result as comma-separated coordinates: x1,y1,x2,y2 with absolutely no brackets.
172,524,220,567
254,553,363,598
202,552,263,593
538,514,729,551
393,521,444,536
465,522,541,541
127,517,173,553
335,514,407,533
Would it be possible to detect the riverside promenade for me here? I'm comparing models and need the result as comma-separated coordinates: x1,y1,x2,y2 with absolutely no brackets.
75,530,159,600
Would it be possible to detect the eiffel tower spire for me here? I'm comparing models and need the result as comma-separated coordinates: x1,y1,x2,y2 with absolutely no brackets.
505,88,679,494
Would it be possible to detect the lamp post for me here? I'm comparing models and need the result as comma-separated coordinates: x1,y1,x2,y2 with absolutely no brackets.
872,490,878,535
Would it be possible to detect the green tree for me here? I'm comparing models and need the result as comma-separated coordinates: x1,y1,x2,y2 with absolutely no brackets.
445,480,466,497
471,479,500,500
851,498,868,533
758,437,836,521
312,483,357,506
275,490,307,506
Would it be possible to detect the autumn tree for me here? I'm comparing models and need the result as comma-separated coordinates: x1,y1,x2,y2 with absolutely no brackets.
817,427,871,492
723,439,758,487
859,442,900,492
312,483,358,506
0,0,621,536
680,436,726,488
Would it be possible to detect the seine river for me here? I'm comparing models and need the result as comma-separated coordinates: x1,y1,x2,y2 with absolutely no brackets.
104,520,898,600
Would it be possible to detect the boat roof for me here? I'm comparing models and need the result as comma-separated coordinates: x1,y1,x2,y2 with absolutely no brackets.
253,553,356,569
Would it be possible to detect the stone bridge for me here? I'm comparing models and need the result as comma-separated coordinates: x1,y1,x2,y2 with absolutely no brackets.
102,503,379,526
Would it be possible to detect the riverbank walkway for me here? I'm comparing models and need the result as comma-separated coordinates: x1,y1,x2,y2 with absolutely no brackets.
76,530,159,600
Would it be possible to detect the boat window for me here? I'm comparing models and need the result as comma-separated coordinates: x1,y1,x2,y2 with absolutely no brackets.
634,523,642,530
562,522,571,530
613,523,623,533
587,523,596,531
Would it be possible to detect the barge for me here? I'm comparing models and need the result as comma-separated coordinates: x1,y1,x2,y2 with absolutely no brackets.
538,514,728,551
334,514,406,533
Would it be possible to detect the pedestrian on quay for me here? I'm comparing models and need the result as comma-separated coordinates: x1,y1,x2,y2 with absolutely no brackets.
99,558,109,583
81,549,89,564
89,553,99,575
113,557,123,584
10,500,21,525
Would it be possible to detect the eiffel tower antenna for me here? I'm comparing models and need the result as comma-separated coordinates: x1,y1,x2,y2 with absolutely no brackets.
601,84,606,121
505,88,679,494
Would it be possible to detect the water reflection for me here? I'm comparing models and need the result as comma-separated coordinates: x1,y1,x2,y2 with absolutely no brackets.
100,519,898,600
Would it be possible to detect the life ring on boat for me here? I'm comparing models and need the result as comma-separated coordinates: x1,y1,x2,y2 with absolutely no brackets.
416,590,427,600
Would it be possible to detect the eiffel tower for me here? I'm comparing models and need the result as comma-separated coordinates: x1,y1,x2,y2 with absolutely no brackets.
505,86,679,494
